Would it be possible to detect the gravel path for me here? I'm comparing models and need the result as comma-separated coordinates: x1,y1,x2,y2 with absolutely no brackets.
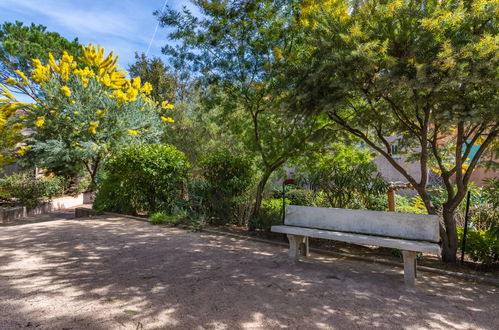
0,215,497,329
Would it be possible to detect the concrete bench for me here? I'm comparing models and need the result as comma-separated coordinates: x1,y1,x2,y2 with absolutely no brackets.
271,205,441,285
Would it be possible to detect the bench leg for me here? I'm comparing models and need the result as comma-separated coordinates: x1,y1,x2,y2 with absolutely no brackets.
287,235,308,260
300,236,309,257
402,251,417,286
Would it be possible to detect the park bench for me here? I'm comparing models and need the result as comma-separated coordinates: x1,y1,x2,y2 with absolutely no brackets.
271,205,441,285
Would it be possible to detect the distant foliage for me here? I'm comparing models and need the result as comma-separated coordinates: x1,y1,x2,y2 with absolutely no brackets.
0,172,66,209
297,143,388,209
93,144,190,215
285,189,315,206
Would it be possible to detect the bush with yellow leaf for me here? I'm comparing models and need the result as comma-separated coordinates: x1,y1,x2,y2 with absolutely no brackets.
1,44,174,185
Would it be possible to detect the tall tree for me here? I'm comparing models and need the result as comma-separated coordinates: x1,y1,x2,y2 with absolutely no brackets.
128,52,181,103
2,44,174,187
289,0,498,261
158,0,327,228
0,22,81,167
0,21,81,97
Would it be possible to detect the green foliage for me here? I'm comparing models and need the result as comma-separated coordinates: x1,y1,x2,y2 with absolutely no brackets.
160,0,327,221
363,193,388,212
201,151,254,197
0,172,66,209
253,198,289,231
149,208,207,232
272,184,301,199
195,151,254,224
466,179,499,231
395,195,428,214
128,52,180,103
0,21,81,78
285,189,315,206
458,226,499,264
150,211,182,226
93,144,190,215
297,143,388,209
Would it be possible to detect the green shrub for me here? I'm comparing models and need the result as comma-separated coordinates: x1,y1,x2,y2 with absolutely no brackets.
93,144,190,215
395,195,427,214
285,189,315,206
253,198,289,231
0,172,66,209
458,226,499,264
197,151,254,224
364,193,388,211
201,151,253,195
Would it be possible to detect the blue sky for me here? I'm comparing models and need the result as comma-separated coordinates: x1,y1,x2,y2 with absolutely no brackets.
0,0,194,69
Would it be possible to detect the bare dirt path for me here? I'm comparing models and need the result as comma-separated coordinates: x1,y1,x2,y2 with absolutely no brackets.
0,215,497,329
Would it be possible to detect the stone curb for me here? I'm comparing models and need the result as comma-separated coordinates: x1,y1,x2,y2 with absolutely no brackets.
76,208,499,287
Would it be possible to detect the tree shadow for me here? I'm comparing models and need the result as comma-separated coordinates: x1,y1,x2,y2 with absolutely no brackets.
0,216,497,329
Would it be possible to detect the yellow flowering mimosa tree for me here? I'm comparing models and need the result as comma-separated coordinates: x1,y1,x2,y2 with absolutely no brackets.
0,84,24,168
1,44,174,185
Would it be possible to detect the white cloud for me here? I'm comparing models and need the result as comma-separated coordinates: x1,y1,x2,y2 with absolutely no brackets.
2,0,156,44
0,0,192,66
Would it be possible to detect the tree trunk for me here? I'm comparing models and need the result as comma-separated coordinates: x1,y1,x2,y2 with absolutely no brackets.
441,205,459,262
249,167,274,231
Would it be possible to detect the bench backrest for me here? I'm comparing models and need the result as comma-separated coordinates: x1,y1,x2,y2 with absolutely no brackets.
285,205,440,242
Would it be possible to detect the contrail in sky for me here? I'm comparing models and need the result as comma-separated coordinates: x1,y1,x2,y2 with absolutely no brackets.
146,0,169,57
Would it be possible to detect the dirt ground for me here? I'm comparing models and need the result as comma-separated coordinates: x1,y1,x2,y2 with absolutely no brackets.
0,214,498,330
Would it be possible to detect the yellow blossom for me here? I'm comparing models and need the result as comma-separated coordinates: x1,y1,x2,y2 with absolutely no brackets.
132,77,141,89
128,129,139,135
35,116,45,127
16,145,31,156
15,70,29,85
161,101,174,110
140,82,152,94
161,116,174,123
0,83,15,101
60,86,71,97
5,78,18,85
31,59,51,83
88,121,99,134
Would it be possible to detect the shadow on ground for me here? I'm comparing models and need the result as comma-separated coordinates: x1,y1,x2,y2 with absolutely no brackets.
0,215,497,329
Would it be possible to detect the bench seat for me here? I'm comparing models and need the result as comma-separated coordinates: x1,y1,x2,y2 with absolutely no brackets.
271,225,441,255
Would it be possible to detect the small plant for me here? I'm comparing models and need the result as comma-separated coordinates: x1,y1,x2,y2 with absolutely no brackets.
458,226,498,264
149,211,181,225
185,214,208,232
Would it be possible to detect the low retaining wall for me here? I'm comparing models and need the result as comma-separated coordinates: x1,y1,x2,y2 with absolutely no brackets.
0,192,93,224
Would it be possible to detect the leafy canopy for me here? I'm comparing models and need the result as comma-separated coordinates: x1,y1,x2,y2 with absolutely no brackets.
289,0,498,261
